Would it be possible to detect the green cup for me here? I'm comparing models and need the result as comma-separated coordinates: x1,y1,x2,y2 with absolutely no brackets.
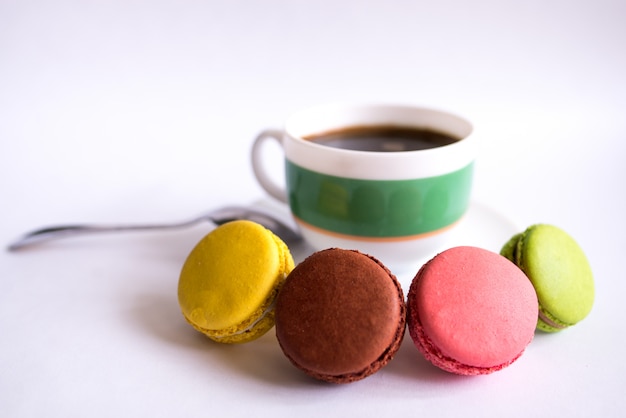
251,103,475,269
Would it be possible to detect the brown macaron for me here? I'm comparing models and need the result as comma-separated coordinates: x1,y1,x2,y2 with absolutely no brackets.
274,248,406,383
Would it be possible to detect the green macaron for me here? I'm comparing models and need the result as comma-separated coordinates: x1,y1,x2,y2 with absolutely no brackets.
501,224,594,332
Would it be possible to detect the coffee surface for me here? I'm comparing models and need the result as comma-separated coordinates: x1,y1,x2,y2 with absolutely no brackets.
304,125,458,152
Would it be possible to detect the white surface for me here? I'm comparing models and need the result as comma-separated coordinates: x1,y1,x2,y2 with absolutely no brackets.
1,1,625,417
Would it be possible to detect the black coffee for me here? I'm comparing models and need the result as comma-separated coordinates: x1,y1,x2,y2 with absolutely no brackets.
304,125,458,152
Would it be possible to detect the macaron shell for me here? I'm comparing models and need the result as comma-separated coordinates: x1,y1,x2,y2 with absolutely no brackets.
407,246,538,375
275,248,406,383
178,220,294,343
513,224,594,331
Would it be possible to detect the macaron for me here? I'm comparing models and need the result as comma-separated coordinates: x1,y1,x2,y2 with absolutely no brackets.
274,248,406,383
406,246,538,375
178,220,294,344
501,224,595,332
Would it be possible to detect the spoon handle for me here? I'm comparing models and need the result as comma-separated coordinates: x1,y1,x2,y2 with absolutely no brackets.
6,206,302,251
7,220,202,251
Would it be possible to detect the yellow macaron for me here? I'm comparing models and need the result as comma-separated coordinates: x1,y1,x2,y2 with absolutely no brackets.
178,220,294,344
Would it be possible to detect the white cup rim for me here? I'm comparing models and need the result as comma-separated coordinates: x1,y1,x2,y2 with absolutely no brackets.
282,103,476,180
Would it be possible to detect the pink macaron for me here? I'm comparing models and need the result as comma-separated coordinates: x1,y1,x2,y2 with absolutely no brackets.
407,246,538,375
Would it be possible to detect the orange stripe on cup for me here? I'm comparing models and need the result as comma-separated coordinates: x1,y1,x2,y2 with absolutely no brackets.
293,215,463,243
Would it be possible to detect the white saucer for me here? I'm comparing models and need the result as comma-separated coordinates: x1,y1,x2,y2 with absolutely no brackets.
447,200,519,254
252,198,519,290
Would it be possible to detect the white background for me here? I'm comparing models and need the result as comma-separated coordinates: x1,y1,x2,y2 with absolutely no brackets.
1,1,625,417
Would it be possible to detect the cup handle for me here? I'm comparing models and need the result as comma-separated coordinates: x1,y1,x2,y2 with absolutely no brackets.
251,129,288,204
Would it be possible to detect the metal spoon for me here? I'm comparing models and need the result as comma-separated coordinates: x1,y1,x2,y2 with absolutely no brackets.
7,206,302,251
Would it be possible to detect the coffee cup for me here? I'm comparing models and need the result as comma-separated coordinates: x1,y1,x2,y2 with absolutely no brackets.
251,103,475,269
